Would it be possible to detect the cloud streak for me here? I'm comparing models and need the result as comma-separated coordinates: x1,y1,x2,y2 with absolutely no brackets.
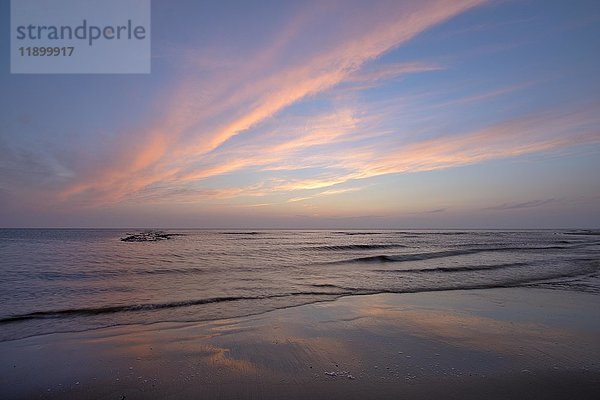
56,0,485,205
272,105,600,193
483,199,556,211
3,0,599,229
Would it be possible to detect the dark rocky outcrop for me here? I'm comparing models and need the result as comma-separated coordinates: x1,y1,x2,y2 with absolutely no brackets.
120,231,173,242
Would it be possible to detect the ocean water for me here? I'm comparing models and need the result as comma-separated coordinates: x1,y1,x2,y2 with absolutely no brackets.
0,229,598,342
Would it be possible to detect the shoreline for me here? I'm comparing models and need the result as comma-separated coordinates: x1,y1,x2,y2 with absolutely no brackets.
4,279,597,343
1,287,599,399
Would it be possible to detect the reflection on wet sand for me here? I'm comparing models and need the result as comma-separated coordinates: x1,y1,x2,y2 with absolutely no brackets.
0,288,599,399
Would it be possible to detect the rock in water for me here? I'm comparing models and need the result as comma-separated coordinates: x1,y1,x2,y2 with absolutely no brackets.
120,231,173,242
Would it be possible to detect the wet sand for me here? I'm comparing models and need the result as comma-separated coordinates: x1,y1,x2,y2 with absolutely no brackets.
1,288,599,399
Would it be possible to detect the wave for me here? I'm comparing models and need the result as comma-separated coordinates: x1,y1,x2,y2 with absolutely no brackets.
332,245,588,264
31,243,593,281
311,262,599,292
394,231,472,235
332,232,385,235
24,266,212,281
374,262,528,274
305,243,407,251
0,291,347,324
564,230,600,236
219,232,266,235
527,280,600,294
3,261,597,327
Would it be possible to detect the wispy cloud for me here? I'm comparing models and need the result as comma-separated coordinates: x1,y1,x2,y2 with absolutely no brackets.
425,208,446,214
319,187,364,196
355,62,443,82
286,186,365,203
272,104,600,193
7,0,599,219
56,0,485,205
3,0,600,228
483,198,555,211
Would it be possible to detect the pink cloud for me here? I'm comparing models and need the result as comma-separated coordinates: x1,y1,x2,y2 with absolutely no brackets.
59,0,485,206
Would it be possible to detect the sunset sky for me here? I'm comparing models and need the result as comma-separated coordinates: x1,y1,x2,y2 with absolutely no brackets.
1,0,599,228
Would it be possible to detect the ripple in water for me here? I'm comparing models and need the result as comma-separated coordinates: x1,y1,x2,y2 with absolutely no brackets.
0,229,598,341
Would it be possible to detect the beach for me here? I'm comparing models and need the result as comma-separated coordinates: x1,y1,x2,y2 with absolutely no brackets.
2,287,598,399
3,0,600,398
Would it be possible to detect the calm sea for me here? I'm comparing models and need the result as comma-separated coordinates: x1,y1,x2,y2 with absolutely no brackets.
1,229,598,342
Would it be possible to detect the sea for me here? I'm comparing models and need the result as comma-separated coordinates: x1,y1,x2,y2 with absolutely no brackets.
1,229,598,342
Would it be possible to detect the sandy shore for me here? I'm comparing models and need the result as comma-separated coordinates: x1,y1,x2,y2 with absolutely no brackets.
1,287,599,399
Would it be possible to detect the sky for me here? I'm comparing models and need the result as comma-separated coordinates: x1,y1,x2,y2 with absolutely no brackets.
0,0,599,228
